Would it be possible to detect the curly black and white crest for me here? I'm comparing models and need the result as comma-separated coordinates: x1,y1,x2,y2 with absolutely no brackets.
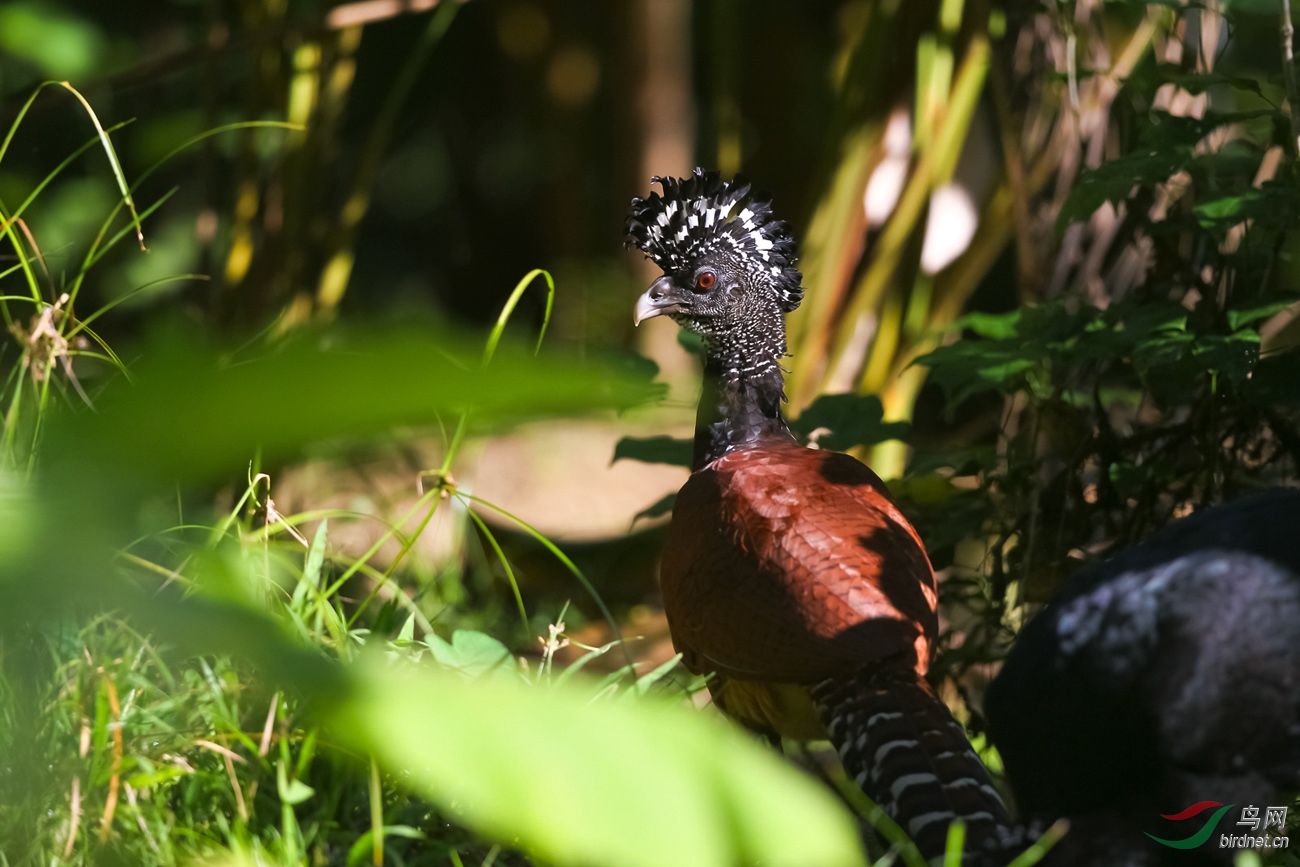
626,168,804,312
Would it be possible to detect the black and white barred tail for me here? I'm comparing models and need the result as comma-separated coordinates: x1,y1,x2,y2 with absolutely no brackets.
812,660,1014,863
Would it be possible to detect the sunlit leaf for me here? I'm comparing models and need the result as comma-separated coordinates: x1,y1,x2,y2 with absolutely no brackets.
277,760,316,805
425,630,516,680
1192,185,1293,233
1227,296,1300,331
951,310,1021,339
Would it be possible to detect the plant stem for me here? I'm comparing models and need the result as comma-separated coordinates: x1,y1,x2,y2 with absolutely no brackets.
1283,0,1300,156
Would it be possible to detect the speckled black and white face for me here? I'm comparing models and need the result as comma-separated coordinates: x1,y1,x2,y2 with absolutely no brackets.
632,248,768,339
627,169,804,340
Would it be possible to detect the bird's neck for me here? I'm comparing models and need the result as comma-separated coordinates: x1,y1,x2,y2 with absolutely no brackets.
693,317,796,470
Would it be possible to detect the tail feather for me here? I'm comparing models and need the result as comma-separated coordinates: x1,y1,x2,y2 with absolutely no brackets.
812,660,1014,862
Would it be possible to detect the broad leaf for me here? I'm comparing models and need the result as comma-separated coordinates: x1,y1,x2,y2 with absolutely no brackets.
1227,296,1300,331
332,655,866,867
426,630,516,680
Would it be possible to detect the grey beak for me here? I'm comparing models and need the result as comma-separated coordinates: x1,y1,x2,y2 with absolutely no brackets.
633,276,681,326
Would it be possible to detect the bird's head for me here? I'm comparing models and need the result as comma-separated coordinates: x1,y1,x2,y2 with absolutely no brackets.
626,169,803,346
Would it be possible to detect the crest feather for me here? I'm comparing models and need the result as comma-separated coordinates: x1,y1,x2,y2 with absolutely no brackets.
626,168,804,312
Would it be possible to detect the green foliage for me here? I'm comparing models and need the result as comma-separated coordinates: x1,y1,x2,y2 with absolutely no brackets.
908,40,1300,701
0,3,105,79
1056,109,1283,232
0,81,865,865
47,326,658,487
789,393,911,451
613,434,693,468
4,3,1299,865
0,88,863,861
335,656,863,867
918,293,1298,410
1,318,867,867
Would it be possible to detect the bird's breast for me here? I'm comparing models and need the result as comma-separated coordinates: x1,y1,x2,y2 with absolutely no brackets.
659,441,938,683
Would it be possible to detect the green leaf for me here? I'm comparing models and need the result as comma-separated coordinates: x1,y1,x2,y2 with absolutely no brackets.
676,328,705,355
1193,181,1296,236
425,630,515,680
916,339,1040,406
331,656,866,867
1108,461,1145,501
292,520,329,609
629,653,684,697
790,393,910,450
613,435,693,468
396,612,417,644
277,759,316,806
347,827,427,867
1058,149,1184,231
1226,296,1300,331
1125,66,1265,98
43,324,662,491
1192,331,1260,383
1056,110,1280,231
633,492,677,523
950,310,1022,339
0,5,105,79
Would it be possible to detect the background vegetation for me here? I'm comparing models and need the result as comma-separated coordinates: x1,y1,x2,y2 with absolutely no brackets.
0,0,1297,865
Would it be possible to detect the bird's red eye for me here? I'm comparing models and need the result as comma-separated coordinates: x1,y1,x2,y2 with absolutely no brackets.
696,271,716,290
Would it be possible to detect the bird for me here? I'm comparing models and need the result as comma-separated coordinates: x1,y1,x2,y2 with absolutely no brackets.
626,168,1014,862
986,488,1300,865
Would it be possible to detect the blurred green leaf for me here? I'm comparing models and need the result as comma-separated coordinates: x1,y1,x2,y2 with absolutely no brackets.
1056,111,1279,231
277,760,316,806
613,435,693,468
1193,184,1296,234
1124,66,1265,98
1192,331,1260,382
1108,461,1145,501
677,328,706,356
1058,150,1184,231
952,311,1022,340
1227,296,1300,331
0,3,104,79
633,492,678,522
44,324,662,489
790,393,910,450
347,827,426,867
331,655,866,867
425,630,515,680
627,653,684,697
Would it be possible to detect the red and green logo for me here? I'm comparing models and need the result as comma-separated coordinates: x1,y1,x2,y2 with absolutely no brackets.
1146,801,1235,849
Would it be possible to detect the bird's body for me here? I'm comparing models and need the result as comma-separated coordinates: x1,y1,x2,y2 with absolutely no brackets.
663,438,936,689
988,489,1300,865
627,169,1012,862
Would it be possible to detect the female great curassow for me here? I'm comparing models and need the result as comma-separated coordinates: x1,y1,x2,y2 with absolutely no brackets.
626,168,1014,862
